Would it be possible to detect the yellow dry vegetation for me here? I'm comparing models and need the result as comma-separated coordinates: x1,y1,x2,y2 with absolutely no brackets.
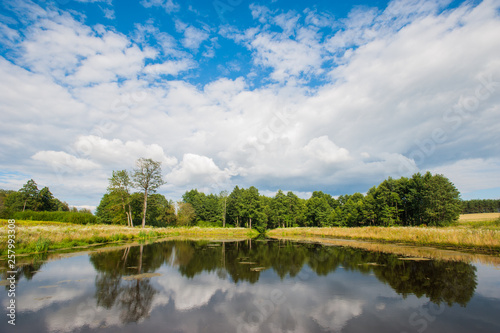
459,213,500,222
268,226,500,252
0,220,257,255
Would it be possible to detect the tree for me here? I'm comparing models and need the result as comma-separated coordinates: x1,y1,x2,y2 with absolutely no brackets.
227,186,244,227
177,202,196,226
132,158,165,228
220,190,228,227
241,186,264,229
38,187,56,211
305,196,332,227
108,170,134,227
422,173,461,226
19,179,40,212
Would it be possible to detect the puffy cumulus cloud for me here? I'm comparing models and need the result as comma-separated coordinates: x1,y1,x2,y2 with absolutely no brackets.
72,135,178,168
17,9,156,86
140,0,180,14
311,299,364,331
175,20,210,51
303,136,351,164
154,269,234,311
2,0,500,207
165,153,234,188
143,58,196,77
32,151,100,172
429,158,500,194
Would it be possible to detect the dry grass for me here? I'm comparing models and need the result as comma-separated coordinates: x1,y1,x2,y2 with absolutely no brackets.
459,213,500,222
267,226,500,253
271,235,500,266
0,220,257,255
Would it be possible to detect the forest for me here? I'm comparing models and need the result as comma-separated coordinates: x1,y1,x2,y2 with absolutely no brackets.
2,169,496,230
93,170,464,229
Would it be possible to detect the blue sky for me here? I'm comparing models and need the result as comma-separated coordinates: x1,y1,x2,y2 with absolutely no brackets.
0,0,499,209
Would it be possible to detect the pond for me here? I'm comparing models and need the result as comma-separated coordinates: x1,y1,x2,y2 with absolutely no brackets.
1,239,500,332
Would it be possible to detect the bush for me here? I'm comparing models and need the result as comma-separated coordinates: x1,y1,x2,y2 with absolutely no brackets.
12,210,97,224
196,220,222,228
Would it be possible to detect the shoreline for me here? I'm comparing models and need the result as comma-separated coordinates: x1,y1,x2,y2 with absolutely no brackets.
0,219,258,256
267,226,500,254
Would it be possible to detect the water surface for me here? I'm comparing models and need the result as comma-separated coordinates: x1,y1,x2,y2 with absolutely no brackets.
2,239,500,332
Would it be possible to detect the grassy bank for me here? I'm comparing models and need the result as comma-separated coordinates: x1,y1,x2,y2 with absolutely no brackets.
0,219,258,255
268,225,500,253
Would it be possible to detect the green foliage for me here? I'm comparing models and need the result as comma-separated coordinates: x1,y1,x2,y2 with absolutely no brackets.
1,180,70,216
132,158,166,228
175,172,461,230
197,220,223,228
12,210,97,224
183,189,221,224
461,199,500,214
34,238,51,253
96,190,176,227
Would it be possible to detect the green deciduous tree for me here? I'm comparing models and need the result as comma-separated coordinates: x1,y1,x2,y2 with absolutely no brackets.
108,170,134,227
132,158,165,228
19,179,40,212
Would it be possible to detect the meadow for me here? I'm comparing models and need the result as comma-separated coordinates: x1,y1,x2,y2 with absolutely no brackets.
1,214,499,256
267,214,500,253
0,220,257,255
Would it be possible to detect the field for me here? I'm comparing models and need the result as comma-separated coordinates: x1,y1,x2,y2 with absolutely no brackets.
458,213,500,222
268,213,500,253
0,220,258,255
2,213,500,256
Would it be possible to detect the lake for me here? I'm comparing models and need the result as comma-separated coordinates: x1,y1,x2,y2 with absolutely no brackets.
2,239,500,332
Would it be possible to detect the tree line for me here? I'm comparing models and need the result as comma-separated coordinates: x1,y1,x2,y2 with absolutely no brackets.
181,172,463,230
0,179,71,218
461,199,500,214
96,165,463,228
3,156,486,228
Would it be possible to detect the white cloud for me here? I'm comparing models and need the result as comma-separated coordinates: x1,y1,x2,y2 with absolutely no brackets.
311,299,364,331
72,135,178,167
32,151,101,172
144,59,195,76
1,0,500,207
430,158,500,194
175,20,210,50
303,136,351,164
165,153,233,188
140,0,180,13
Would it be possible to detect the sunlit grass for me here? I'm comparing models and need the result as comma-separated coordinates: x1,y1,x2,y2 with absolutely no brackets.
268,225,500,252
458,213,500,222
0,220,257,255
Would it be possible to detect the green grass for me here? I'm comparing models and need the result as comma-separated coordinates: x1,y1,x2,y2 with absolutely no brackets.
0,220,259,255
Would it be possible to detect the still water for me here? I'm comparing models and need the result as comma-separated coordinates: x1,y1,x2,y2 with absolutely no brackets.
1,239,500,332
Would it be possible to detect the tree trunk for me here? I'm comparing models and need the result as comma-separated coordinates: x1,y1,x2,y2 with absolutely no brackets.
121,196,129,227
128,205,133,227
223,198,226,228
249,217,252,229
142,189,148,228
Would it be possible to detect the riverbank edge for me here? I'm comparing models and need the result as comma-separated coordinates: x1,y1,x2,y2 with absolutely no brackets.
0,220,258,256
267,226,500,255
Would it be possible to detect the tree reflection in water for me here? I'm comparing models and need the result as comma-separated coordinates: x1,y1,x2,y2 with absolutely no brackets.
88,239,477,323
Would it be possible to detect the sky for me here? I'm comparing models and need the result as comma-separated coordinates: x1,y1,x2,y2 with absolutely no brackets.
0,0,499,210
